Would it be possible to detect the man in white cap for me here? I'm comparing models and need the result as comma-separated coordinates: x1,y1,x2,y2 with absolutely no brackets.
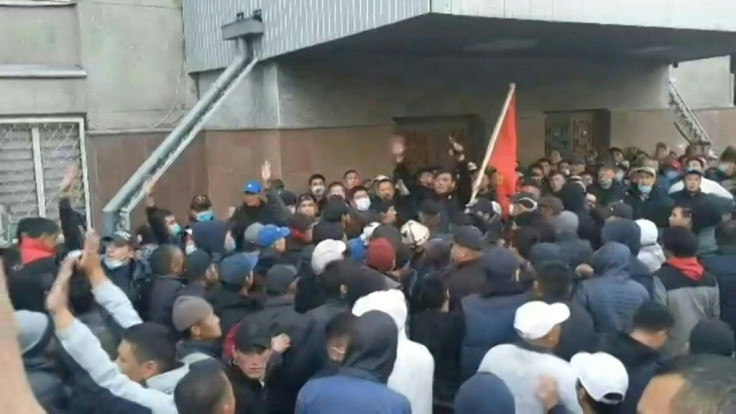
477,301,583,414
571,352,629,414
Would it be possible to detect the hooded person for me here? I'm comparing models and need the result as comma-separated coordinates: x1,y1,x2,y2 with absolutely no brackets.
453,372,515,414
446,226,487,310
601,219,666,303
352,290,434,414
552,211,594,268
206,252,262,335
655,227,720,355
635,219,666,274
557,182,599,247
294,237,347,314
573,242,650,333
296,311,412,414
460,247,528,379
190,220,231,258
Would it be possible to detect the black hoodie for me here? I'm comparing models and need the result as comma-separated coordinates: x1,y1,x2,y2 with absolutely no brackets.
596,331,663,414
295,311,411,414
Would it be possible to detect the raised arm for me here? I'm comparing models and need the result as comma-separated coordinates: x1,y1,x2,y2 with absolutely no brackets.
81,230,142,329
261,160,291,225
59,165,85,250
143,179,171,245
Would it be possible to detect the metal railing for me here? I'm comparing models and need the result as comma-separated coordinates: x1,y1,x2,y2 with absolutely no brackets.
102,13,264,235
667,79,711,144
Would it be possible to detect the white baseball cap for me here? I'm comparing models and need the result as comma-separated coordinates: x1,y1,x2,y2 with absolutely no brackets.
571,352,628,405
514,301,570,340
400,220,430,248
360,222,381,246
311,239,347,275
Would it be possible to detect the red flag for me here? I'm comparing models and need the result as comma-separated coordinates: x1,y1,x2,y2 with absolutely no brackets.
489,89,517,215
471,84,517,216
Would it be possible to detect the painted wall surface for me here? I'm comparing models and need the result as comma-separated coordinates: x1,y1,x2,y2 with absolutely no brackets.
0,1,195,131
438,0,736,32
671,56,733,109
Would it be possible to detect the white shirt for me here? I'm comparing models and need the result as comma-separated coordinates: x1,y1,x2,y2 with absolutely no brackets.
668,177,733,200
478,344,583,414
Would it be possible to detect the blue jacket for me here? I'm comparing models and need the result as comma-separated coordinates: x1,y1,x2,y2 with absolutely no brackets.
296,311,411,414
574,242,650,333
460,293,528,379
703,250,736,335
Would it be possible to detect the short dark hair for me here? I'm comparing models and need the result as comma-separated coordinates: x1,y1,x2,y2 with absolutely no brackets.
418,274,447,310
716,220,736,247
174,365,231,414
690,319,736,357
419,199,442,217
308,173,326,185
537,157,551,165
529,164,544,174
319,259,350,297
376,178,395,188
435,168,456,180
655,354,736,413
325,311,356,342
343,169,359,178
512,226,541,260
632,302,675,332
150,244,182,276
685,156,706,169
327,181,345,192
535,261,574,302
16,217,59,240
662,227,699,258
348,186,369,201
122,323,177,373
371,199,394,215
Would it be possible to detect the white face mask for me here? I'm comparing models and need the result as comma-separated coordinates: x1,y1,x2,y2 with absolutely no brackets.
312,185,326,197
104,257,129,270
355,197,371,212
185,244,197,255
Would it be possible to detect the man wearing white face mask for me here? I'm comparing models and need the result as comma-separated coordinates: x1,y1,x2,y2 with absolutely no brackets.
102,230,146,304
308,173,328,211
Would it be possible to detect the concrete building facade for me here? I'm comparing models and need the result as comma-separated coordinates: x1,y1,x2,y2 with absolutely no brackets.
3,0,736,230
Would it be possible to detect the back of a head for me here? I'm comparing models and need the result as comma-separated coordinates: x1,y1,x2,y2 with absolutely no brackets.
553,211,579,235
122,322,177,373
16,217,59,241
635,219,659,246
344,310,399,383
312,221,345,244
591,242,631,274
652,354,736,414
150,244,180,276
174,365,233,414
454,372,515,414
528,242,563,269
352,289,407,333
346,266,387,306
601,219,641,256
326,311,356,343
535,261,574,302
318,259,352,296
690,320,736,358
418,273,448,311
632,302,674,333
512,226,541,260
662,226,699,258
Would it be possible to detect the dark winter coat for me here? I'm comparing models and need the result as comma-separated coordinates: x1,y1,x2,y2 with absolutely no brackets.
624,186,675,228
206,285,264,335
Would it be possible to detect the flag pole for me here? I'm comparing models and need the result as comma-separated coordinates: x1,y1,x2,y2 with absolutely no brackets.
469,82,516,206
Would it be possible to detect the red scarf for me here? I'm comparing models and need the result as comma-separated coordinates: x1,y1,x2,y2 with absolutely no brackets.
290,228,308,244
666,257,704,282
20,238,56,264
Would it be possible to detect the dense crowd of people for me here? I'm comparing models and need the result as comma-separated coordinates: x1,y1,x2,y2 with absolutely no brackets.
3,137,736,414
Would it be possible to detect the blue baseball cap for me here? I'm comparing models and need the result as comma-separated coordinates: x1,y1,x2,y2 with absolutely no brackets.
257,224,291,248
219,252,259,286
243,180,262,194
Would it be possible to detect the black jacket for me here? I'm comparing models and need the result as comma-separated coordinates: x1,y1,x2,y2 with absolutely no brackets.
229,369,267,414
596,331,663,414
447,258,487,311
230,190,289,250
670,190,725,232
555,232,593,269
243,296,320,414
146,276,184,331
624,186,675,228
410,309,464,404
7,256,57,313
703,249,736,336
207,285,264,335
26,357,69,413
588,181,626,206
103,259,146,305
551,300,596,361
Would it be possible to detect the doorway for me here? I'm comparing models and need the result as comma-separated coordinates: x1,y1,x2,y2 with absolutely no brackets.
545,110,611,159
393,115,486,171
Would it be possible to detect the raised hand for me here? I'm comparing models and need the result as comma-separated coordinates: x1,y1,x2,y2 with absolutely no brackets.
79,229,101,273
389,135,406,162
143,177,157,197
60,165,79,193
261,160,272,183
271,333,291,354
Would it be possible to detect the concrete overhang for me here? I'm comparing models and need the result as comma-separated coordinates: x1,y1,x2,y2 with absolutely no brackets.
276,13,736,64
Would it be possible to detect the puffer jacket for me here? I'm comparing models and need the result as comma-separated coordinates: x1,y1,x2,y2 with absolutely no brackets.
573,242,650,332
635,219,665,274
